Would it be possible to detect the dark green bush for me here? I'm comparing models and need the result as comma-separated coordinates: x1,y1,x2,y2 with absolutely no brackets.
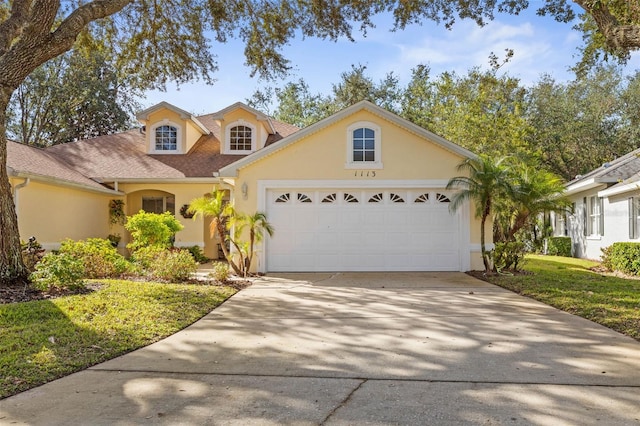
600,243,640,275
493,241,527,271
59,238,128,278
31,252,85,291
547,237,572,257
187,245,209,264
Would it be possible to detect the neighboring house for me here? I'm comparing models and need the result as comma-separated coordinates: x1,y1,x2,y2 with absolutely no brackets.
559,148,640,259
8,100,486,272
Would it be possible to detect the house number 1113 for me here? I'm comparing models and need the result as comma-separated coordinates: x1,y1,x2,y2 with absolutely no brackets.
355,170,376,177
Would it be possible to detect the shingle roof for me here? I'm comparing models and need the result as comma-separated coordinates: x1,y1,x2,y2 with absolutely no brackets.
7,141,115,192
567,148,640,186
42,110,300,181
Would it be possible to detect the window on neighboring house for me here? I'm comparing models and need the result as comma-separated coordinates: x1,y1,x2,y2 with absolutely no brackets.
588,196,604,236
229,125,253,152
155,125,178,151
346,122,382,169
629,197,640,239
142,196,175,215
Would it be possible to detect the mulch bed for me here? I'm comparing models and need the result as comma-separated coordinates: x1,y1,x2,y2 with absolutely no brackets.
0,284,91,304
0,278,251,305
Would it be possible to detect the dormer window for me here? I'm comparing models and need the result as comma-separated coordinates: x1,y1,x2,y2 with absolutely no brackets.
150,121,182,154
345,121,382,169
230,125,252,151
224,120,257,154
155,125,177,151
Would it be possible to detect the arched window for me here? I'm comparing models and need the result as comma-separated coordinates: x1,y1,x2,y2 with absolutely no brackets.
230,125,253,151
224,121,257,154
345,121,382,169
155,125,178,151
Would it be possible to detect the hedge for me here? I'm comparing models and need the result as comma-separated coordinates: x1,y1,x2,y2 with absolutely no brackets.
601,242,640,275
546,236,572,257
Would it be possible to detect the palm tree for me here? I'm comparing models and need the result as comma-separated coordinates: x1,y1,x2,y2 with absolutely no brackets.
187,190,243,276
446,155,512,273
228,211,274,276
494,164,570,243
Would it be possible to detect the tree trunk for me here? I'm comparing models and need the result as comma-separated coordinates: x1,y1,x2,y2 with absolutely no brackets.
0,89,28,285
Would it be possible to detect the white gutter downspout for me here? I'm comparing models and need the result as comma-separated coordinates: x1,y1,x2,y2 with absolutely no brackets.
13,178,30,213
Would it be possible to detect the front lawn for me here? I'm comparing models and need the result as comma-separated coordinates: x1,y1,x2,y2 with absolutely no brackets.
0,280,236,399
484,255,640,341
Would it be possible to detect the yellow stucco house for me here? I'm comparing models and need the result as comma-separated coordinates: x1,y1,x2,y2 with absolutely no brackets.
8,100,485,272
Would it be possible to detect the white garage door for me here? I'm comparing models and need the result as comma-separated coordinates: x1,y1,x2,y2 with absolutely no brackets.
265,189,461,272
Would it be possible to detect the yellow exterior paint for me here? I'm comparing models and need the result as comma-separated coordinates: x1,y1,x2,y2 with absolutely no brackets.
142,107,205,154
230,108,487,270
219,108,269,151
117,182,219,254
10,178,115,250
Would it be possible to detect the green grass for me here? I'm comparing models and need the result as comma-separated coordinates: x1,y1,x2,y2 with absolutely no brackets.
0,280,236,399
485,255,640,341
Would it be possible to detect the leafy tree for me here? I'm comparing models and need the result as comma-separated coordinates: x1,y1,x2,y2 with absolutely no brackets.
8,49,139,146
525,66,636,180
400,66,532,158
447,156,512,273
1,0,639,285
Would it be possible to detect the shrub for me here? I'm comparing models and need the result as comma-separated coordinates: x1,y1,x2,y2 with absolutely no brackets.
125,211,183,251
187,245,209,264
493,241,527,272
21,236,45,272
59,238,128,278
31,252,85,291
147,249,198,282
600,243,640,275
130,246,165,271
209,262,230,282
547,236,572,257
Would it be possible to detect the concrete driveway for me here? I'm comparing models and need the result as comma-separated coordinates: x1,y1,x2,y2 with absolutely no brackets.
1,272,640,425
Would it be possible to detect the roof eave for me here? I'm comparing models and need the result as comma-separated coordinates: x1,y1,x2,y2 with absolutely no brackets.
219,100,477,178
10,171,123,195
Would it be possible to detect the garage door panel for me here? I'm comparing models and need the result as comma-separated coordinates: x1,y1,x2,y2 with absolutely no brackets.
267,189,461,272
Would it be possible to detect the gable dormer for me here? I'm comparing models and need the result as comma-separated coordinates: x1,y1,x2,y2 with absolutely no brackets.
136,102,210,154
210,102,276,155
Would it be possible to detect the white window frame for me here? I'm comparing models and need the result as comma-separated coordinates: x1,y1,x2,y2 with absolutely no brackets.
587,195,604,237
629,197,640,239
224,120,257,154
150,120,182,154
345,121,383,169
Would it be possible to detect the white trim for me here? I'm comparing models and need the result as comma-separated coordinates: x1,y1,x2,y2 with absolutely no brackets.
257,179,472,273
564,178,605,196
219,100,477,177
599,181,640,197
10,171,122,195
345,121,383,169
136,101,210,135
150,120,183,154
223,120,257,155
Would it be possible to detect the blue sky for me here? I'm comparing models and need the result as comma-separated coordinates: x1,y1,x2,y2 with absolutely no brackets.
143,7,640,116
